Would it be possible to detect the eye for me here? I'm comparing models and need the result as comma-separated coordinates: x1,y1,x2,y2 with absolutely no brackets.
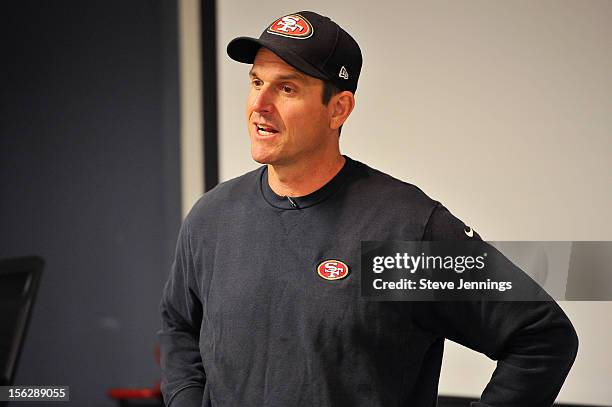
251,79,263,88
281,84,295,94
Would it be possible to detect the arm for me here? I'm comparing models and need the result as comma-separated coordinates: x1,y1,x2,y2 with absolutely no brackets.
158,220,205,406
419,204,578,407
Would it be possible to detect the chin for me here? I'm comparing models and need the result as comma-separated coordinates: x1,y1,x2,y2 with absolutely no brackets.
251,155,269,165
250,148,274,165
250,140,286,165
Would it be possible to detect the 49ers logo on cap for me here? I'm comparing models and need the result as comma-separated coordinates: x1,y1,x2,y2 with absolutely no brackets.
267,14,313,39
317,260,350,281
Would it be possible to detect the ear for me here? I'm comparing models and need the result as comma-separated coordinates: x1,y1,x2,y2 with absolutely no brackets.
329,91,355,130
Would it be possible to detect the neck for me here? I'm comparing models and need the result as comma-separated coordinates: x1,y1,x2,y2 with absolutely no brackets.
267,154,346,197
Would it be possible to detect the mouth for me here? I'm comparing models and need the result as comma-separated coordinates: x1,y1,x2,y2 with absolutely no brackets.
254,123,279,137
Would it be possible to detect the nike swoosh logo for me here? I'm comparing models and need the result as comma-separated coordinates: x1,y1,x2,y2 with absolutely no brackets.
464,226,474,238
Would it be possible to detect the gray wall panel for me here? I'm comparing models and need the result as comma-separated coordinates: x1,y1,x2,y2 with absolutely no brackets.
1,1,180,405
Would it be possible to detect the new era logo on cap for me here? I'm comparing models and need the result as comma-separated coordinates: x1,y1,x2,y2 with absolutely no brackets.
339,66,349,79
267,14,313,39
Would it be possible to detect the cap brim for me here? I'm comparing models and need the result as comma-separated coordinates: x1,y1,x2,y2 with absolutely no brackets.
227,36,330,82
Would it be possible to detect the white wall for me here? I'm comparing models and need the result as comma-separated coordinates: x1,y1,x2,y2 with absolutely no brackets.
217,1,612,404
179,0,205,217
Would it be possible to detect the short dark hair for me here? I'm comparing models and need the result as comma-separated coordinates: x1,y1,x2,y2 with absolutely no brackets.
321,79,343,136
322,79,341,105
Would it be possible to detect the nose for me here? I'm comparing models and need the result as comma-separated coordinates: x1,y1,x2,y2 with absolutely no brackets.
250,86,274,114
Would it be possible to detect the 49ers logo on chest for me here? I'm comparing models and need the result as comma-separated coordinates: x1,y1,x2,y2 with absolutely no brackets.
317,260,350,281
267,14,314,39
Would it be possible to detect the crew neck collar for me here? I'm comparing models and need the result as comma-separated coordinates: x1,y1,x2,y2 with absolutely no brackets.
260,156,355,210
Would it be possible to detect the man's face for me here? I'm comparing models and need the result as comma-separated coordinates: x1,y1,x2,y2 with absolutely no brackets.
246,48,333,166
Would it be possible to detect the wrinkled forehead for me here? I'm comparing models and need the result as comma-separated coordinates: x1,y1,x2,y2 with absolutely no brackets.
250,48,313,82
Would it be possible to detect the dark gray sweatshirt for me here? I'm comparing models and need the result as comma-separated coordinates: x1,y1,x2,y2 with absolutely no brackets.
159,157,577,407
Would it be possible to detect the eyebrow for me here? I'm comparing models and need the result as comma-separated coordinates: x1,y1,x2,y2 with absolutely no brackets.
249,68,307,82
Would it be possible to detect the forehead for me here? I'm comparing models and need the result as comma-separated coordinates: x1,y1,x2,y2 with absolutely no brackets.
250,48,314,83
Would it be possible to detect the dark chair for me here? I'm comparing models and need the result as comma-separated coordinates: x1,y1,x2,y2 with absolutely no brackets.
0,256,43,392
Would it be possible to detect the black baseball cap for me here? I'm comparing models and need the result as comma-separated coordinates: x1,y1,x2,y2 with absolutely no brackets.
227,11,362,94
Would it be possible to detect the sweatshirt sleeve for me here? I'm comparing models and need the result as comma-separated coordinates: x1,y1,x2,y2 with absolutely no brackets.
419,204,579,407
158,219,205,407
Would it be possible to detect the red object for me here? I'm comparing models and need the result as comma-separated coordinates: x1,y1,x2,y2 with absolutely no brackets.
107,382,161,399
268,14,313,38
107,345,163,404
317,259,350,280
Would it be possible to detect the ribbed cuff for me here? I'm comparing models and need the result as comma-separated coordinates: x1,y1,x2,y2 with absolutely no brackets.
168,385,204,407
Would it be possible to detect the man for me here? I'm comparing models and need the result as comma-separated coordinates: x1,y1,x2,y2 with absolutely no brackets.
159,11,578,407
